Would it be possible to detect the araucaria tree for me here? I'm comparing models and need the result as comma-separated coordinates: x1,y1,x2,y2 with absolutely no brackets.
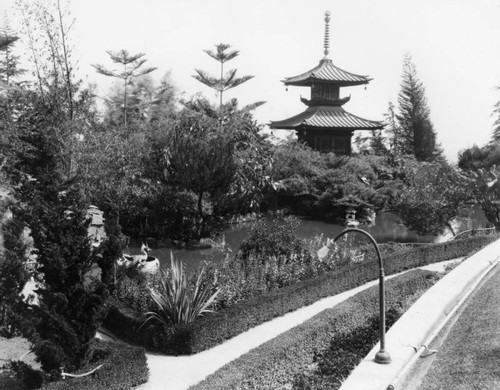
193,43,262,113
396,55,443,161
92,50,156,126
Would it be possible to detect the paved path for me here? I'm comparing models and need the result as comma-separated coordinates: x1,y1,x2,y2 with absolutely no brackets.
132,260,460,390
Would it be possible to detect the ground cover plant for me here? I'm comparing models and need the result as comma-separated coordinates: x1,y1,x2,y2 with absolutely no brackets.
190,269,442,389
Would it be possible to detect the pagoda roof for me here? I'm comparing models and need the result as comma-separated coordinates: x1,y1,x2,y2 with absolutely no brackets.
283,58,371,87
269,106,383,130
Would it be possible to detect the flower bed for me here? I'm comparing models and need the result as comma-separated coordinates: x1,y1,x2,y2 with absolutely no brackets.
103,235,497,355
190,269,440,390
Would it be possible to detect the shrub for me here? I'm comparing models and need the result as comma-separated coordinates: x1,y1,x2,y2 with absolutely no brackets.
216,215,318,306
112,272,154,314
191,269,439,390
10,360,46,389
238,215,306,259
39,340,148,390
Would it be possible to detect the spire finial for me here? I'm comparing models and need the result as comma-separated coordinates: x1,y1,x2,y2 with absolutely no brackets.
323,11,331,58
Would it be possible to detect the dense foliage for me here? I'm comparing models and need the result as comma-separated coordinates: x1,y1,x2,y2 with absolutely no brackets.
269,140,396,221
391,161,473,235
8,125,109,378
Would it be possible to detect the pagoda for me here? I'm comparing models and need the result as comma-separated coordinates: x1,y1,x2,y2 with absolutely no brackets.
270,11,383,155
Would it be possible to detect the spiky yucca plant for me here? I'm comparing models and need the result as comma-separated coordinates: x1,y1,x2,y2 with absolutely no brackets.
142,252,219,326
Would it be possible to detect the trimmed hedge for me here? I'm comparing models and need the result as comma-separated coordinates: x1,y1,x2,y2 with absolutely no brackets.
190,269,440,390
104,235,497,355
40,340,148,390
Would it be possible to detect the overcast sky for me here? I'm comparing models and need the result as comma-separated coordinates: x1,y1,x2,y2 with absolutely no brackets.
2,0,500,162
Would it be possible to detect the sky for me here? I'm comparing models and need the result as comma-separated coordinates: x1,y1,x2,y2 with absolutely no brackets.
2,0,500,162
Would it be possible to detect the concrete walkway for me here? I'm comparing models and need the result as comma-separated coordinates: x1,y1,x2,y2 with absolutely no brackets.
134,259,462,390
400,262,500,390
339,237,500,390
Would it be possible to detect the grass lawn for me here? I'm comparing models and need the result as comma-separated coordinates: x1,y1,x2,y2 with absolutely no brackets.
417,265,500,390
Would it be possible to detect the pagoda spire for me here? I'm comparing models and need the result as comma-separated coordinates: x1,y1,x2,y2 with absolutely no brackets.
323,11,331,58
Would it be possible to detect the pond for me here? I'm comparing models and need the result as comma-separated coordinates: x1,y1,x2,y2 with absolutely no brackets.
125,208,488,273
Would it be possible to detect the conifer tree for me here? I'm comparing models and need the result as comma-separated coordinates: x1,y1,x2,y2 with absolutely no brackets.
193,43,254,109
93,50,157,127
396,55,443,161
0,28,24,88
491,86,500,143
9,121,109,377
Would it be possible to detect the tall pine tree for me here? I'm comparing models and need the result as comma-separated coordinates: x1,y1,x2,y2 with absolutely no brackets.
396,55,443,161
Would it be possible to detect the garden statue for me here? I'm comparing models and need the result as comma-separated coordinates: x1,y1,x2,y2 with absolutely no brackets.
345,207,360,228
119,243,160,275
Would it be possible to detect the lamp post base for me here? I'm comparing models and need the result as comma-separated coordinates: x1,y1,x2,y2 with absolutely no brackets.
375,350,391,364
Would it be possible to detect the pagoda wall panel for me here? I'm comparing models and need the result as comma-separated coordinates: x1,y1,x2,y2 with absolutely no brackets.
297,128,353,155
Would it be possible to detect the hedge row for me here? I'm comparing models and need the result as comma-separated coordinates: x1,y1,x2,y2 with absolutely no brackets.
40,340,148,390
190,269,440,390
104,235,497,355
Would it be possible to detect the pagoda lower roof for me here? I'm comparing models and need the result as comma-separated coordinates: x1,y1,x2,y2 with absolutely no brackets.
283,58,371,87
269,106,383,130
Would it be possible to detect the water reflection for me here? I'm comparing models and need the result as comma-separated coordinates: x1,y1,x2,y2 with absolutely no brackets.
126,208,487,273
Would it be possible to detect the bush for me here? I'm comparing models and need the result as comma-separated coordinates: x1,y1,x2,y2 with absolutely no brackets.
10,360,45,389
239,215,305,259
112,273,154,314
103,234,496,355
39,340,148,390
190,269,439,390
216,215,321,307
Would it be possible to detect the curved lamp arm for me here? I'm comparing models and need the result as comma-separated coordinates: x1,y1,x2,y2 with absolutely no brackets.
333,228,391,364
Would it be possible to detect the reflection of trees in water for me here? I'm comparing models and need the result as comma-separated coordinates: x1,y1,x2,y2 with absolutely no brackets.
129,208,488,272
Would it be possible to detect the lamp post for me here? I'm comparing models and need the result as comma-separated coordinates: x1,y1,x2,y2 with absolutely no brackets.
333,227,391,364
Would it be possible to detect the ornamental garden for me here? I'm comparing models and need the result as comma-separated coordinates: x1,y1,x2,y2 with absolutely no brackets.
1,4,500,390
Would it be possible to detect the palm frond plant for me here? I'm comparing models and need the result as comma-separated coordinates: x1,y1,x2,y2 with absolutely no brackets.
141,252,219,327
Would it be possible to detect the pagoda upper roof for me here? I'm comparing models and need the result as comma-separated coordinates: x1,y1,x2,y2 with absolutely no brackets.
283,58,371,87
269,105,383,130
